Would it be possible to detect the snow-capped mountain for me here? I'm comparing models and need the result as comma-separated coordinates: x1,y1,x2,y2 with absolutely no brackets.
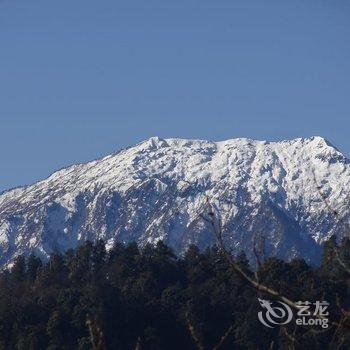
0,136,349,267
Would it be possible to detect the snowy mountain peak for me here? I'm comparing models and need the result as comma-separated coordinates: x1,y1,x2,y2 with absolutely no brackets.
0,136,349,267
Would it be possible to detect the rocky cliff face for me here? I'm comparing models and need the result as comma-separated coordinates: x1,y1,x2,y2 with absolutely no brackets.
0,136,349,267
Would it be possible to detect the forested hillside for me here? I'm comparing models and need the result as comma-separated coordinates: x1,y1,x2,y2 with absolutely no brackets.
0,238,349,350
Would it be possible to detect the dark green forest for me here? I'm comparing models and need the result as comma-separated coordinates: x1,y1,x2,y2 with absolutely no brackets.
0,237,350,350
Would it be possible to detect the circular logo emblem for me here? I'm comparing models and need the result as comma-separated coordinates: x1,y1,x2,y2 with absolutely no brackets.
258,298,293,328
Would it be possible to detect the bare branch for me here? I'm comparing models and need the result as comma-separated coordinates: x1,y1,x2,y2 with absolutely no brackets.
281,326,299,349
86,314,106,350
199,198,345,332
212,325,234,350
253,232,265,269
134,336,142,350
185,311,205,350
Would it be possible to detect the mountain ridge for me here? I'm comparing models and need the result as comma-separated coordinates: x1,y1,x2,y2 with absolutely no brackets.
0,136,349,267
0,135,341,195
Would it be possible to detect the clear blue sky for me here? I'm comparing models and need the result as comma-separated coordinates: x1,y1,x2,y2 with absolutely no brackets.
0,0,349,191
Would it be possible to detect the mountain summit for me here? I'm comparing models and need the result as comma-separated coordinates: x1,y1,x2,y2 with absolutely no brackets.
0,136,349,266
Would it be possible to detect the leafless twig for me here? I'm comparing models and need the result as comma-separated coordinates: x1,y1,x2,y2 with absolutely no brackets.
212,325,234,350
86,314,106,350
198,197,344,332
134,336,142,350
186,310,205,350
